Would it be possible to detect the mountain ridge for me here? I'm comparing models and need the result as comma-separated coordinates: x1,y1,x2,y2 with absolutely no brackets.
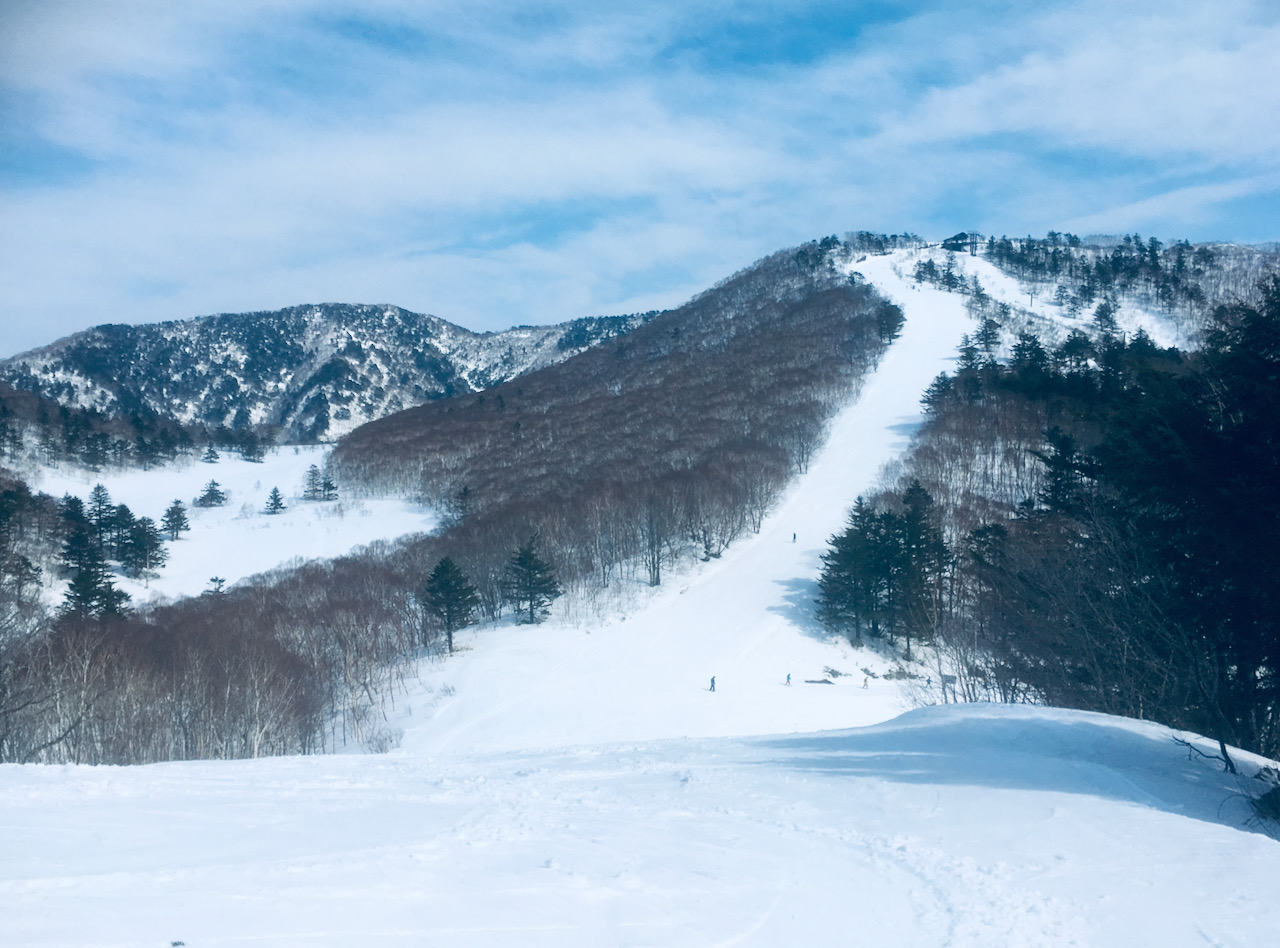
0,302,656,442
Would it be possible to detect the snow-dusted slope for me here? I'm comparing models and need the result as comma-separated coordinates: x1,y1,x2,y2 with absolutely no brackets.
30,446,436,604
2,251,1276,947
0,305,652,441
915,246,1194,349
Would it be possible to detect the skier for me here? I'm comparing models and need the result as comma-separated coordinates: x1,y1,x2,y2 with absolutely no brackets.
785,673,791,686
792,532,796,543
710,676,716,693
862,677,869,689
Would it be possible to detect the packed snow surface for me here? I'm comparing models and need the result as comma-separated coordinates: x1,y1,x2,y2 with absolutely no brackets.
3,252,1276,946
5,705,1277,947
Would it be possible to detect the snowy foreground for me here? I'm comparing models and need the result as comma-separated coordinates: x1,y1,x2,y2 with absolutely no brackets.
3,252,1278,946
5,706,1277,947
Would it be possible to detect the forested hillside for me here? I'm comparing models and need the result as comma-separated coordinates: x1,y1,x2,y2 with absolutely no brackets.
0,237,902,764
818,257,1280,764
333,240,903,599
982,232,1276,330
0,379,203,472
5,230,1277,770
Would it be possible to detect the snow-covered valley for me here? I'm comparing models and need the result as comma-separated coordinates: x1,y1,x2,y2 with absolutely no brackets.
2,251,1277,947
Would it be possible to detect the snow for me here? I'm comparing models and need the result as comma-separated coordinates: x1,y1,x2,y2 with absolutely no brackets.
2,251,1276,946
904,247,1192,350
29,446,437,603
403,251,959,754
3,706,1276,946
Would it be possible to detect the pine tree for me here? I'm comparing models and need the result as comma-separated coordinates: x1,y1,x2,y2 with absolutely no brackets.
264,486,286,515
320,475,338,501
57,495,94,575
59,494,128,619
422,556,481,653
87,483,113,550
162,500,189,540
303,465,323,501
897,481,951,659
817,497,899,644
976,317,1002,357
239,433,265,462
195,479,226,507
1093,300,1120,336
202,445,220,463
502,537,561,625
110,503,135,561
122,516,167,577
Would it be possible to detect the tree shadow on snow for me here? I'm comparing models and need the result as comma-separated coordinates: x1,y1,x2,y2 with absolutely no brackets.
748,708,1273,836
767,574,837,644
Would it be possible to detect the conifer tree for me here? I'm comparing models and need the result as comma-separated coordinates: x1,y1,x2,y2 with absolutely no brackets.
502,537,561,625
162,500,189,540
239,434,265,463
202,445,220,463
110,503,135,561
264,486,286,515
87,484,113,550
195,480,226,507
897,481,951,658
303,464,323,501
122,516,167,576
422,556,481,653
59,494,128,619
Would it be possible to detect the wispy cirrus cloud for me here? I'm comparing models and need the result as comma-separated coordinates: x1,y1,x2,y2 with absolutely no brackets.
2,0,1277,355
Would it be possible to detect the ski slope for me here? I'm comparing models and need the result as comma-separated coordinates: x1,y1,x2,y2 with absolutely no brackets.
401,251,960,753
3,251,1277,946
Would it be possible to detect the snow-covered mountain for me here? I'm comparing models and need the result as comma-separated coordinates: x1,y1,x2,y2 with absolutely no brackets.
0,304,655,441
4,248,1277,946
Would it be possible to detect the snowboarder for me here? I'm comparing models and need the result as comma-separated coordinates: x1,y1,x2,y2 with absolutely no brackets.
785,673,791,686
862,677,869,689
709,676,716,693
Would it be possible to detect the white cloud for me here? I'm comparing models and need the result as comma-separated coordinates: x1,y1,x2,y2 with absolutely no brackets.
2,1,1278,356
874,3,1280,162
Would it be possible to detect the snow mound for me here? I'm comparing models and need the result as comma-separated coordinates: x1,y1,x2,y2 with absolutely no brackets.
2,705,1276,947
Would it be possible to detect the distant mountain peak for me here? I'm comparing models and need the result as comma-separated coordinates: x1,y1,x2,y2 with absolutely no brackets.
0,303,656,442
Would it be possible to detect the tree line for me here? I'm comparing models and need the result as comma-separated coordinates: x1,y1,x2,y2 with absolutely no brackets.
0,519,565,763
0,378,278,474
818,275,1280,766
979,231,1277,331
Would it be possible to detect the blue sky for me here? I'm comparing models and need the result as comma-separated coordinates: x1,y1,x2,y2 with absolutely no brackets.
2,0,1278,356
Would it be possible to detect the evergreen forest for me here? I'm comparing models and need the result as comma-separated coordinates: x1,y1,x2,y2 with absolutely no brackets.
818,266,1280,764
